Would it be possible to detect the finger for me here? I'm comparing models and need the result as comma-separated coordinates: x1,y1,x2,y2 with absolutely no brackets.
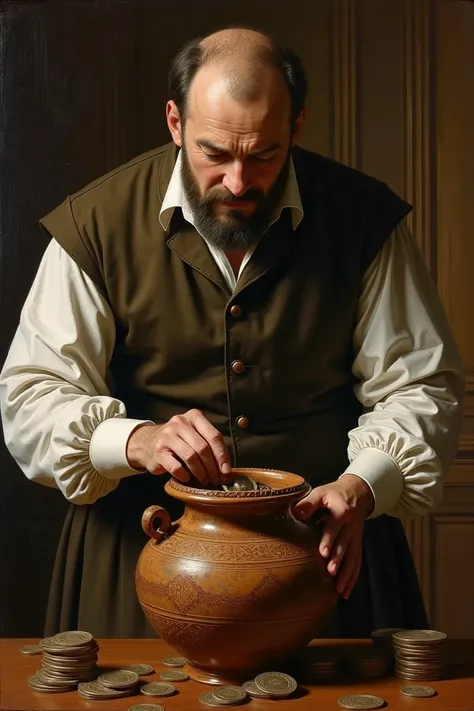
293,486,326,521
153,450,192,483
319,505,347,559
163,435,210,484
337,543,362,597
176,428,222,485
326,527,352,576
187,409,232,476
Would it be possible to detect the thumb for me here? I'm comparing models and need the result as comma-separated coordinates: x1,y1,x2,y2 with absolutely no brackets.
293,487,326,521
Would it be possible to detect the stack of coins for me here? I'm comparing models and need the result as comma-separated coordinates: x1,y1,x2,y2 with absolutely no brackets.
351,648,390,679
28,631,98,693
245,672,298,700
392,629,447,681
199,685,249,707
298,647,341,682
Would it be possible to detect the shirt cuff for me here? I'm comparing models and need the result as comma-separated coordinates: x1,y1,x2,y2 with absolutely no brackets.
340,448,404,518
90,417,153,479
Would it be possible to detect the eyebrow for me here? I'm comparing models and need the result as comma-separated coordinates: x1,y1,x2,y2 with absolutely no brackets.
196,139,281,155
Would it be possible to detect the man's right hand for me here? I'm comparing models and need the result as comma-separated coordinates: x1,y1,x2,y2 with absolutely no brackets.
126,409,232,486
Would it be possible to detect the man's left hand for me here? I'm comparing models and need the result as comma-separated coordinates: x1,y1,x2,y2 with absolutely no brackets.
292,474,375,600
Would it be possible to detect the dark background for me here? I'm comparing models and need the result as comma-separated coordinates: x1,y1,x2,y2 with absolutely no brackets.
0,0,331,637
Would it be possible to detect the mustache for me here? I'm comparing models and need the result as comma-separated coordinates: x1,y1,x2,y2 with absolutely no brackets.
204,189,264,204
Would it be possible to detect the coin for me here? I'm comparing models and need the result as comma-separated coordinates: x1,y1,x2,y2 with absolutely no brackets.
162,656,186,667
78,680,131,699
98,670,140,688
159,670,189,681
128,706,165,711
199,692,226,707
393,630,447,643
213,685,247,704
20,644,43,655
49,631,93,647
400,685,436,697
123,664,155,675
254,671,297,697
242,680,272,698
222,475,258,492
28,674,76,693
140,682,176,697
337,694,385,709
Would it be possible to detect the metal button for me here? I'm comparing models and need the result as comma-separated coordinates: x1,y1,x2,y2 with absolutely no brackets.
230,304,242,318
236,416,249,429
231,360,245,374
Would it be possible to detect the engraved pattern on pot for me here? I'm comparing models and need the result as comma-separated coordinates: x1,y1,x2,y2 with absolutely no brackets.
156,535,312,562
138,570,287,615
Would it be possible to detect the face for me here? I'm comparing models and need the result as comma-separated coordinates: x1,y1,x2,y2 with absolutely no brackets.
167,64,305,250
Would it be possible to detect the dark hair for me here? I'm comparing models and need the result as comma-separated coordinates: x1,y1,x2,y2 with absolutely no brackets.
168,25,308,127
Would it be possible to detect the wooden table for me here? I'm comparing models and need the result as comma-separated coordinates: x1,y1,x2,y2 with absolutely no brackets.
1,638,473,710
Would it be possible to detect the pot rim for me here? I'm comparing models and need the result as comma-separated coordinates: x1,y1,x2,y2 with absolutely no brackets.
164,467,311,504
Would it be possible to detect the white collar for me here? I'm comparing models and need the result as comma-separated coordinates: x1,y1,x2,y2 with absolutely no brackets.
159,149,304,232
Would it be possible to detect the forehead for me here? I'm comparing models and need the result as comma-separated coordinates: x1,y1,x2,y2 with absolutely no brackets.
186,64,291,144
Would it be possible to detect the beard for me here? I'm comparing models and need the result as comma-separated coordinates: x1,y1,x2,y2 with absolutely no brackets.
180,141,292,251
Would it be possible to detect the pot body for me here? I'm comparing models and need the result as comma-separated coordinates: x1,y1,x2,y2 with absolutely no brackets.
135,469,338,684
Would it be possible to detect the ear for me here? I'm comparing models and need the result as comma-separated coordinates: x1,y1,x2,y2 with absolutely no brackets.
291,106,307,147
166,101,183,147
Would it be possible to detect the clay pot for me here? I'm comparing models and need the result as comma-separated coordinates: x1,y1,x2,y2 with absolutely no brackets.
135,468,338,685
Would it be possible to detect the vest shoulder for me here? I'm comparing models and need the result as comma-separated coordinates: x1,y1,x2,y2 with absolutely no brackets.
292,145,394,195
68,142,176,209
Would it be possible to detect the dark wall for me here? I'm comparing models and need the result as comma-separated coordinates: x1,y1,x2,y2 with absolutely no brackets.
0,0,331,637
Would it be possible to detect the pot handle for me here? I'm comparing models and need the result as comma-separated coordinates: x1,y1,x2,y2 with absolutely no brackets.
142,505,172,541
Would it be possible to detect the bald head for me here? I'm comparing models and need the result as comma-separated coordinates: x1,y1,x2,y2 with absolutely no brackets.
199,28,276,104
168,25,307,126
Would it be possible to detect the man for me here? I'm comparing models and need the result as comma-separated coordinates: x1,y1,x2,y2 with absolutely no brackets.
0,27,464,639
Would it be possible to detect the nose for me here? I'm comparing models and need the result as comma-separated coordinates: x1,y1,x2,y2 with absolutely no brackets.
222,161,249,197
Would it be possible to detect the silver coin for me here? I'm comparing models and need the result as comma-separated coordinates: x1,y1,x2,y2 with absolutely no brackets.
49,631,93,647
242,680,272,698
162,656,186,667
20,644,43,655
128,706,165,711
337,694,385,709
140,682,176,697
199,692,226,707
222,475,258,492
78,680,131,699
393,630,447,643
159,670,189,681
123,664,155,675
98,669,140,688
254,671,297,697
28,675,76,693
400,685,436,698
213,685,247,703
